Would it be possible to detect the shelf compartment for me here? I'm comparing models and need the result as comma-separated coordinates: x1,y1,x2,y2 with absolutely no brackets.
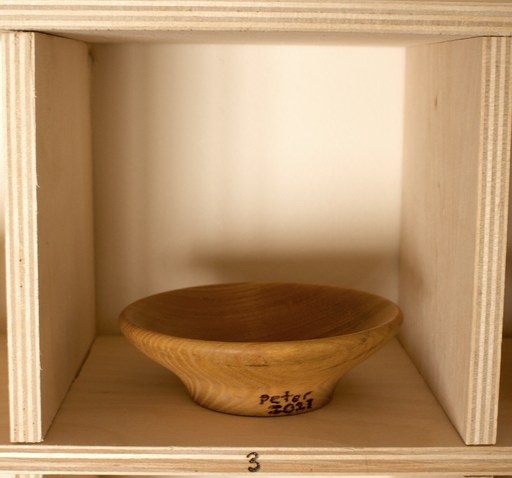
0,336,505,474
43,336,462,447
0,340,510,473
0,338,510,473
0,338,510,474
2,28,512,446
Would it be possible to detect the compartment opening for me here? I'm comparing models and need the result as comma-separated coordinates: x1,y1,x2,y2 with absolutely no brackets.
90,42,405,335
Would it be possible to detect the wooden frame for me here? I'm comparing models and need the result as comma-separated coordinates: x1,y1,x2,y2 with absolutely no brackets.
1,0,512,475
2,32,95,443
1,0,512,38
0,445,510,475
400,35,512,445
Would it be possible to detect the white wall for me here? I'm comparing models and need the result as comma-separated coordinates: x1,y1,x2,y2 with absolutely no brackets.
91,43,405,334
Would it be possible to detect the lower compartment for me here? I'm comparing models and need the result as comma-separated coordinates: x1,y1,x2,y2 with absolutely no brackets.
1,337,512,474
43,336,461,448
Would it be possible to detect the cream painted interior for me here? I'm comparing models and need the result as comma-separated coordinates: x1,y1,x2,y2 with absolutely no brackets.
0,40,511,336
91,43,404,334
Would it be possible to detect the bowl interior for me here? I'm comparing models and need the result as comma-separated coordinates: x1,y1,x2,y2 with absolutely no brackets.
121,283,400,343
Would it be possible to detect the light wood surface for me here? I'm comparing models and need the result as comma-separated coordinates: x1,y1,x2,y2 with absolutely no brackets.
0,446,512,477
400,36,512,445
2,32,42,444
0,447,510,475
0,4,511,474
2,31,95,443
0,0,512,42
0,475,43,478
120,283,402,417
0,337,512,476
0,445,512,475
33,33,95,443
45,336,461,447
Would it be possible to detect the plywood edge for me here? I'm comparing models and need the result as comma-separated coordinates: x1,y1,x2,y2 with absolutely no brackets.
1,32,42,444
1,1,512,39
1,30,95,444
467,36,512,444
0,445,511,474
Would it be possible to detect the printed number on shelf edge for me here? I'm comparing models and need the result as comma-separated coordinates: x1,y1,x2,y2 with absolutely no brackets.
246,452,260,473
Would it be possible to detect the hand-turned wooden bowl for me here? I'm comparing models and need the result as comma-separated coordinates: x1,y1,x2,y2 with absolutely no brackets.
119,283,402,417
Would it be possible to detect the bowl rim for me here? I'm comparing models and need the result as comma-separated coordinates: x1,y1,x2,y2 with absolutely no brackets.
119,282,403,346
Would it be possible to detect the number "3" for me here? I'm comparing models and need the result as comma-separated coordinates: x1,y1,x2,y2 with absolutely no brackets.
246,451,260,472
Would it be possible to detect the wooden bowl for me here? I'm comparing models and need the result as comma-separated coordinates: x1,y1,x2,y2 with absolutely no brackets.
119,283,402,417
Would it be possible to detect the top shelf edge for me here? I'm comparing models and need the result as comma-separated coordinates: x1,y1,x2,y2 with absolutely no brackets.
1,1,512,43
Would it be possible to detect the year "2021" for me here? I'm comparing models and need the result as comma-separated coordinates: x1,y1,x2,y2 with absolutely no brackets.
259,390,314,415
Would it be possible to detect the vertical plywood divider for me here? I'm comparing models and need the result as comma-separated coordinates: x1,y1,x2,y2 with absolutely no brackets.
2,32,41,443
400,37,512,445
469,36,512,444
1,32,95,442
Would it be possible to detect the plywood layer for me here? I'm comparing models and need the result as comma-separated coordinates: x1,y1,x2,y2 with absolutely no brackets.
1,32,41,444
400,36,512,445
0,0,511,41
0,445,511,475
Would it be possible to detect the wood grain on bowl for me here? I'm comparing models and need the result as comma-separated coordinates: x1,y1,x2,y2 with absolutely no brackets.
120,283,402,417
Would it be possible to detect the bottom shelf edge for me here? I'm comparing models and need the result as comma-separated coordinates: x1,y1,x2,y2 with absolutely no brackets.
0,445,511,475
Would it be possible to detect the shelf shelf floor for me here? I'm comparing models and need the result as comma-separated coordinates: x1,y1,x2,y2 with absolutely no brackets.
43,336,462,448
0,336,512,473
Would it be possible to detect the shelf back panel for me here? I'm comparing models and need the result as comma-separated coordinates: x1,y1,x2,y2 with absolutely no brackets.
400,36,512,445
2,32,95,443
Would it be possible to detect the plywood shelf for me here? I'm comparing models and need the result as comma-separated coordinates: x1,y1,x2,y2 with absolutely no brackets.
2,0,512,474
1,0,512,43
3,28,511,448
44,336,462,448
0,331,510,474
0,337,510,473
